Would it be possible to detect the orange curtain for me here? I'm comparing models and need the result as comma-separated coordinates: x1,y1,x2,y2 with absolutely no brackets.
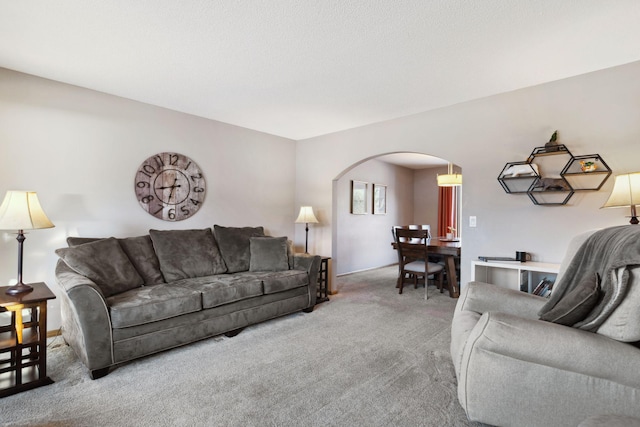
437,186,458,237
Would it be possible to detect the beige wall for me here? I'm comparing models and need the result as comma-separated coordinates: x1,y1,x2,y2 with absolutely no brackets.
0,68,297,330
297,60,640,291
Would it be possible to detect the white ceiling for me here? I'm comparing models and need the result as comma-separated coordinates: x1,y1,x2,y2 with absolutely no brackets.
1,1,640,141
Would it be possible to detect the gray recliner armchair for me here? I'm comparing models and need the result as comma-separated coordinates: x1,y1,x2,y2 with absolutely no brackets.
451,226,640,427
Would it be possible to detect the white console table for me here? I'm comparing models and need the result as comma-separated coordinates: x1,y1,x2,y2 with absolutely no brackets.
471,260,561,293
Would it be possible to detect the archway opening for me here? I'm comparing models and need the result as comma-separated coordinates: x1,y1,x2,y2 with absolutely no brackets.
330,151,461,293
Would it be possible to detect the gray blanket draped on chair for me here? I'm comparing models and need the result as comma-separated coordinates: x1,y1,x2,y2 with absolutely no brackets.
539,225,640,331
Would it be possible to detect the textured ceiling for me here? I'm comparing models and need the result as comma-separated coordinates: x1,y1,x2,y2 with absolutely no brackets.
1,1,640,140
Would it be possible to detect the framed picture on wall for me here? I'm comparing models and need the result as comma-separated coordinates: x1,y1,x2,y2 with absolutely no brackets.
351,180,367,214
373,184,387,214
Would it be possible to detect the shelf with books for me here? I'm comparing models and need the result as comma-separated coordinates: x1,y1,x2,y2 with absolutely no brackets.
471,260,561,294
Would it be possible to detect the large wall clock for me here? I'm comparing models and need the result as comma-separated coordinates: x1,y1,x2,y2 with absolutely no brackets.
134,152,206,221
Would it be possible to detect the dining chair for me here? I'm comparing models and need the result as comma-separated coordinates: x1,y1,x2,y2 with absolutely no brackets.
393,227,444,299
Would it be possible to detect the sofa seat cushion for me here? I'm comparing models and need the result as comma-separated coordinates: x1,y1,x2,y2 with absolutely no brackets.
256,270,309,295
107,283,203,328
173,275,264,309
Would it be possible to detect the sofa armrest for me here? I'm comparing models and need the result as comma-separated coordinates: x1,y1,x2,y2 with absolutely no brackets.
459,311,640,426
55,260,114,373
293,254,321,307
456,281,546,319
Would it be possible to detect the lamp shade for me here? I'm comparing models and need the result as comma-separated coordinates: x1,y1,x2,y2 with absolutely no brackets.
0,191,55,231
437,173,463,187
602,173,640,208
437,163,462,187
295,206,318,224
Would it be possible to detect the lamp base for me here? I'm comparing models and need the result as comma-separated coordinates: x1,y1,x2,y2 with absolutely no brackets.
5,282,33,295
631,216,639,225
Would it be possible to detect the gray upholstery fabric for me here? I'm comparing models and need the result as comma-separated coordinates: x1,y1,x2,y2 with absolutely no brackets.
67,235,165,285
149,228,227,281
261,270,309,294
56,237,144,297
107,283,202,328
598,266,640,341
172,274,264,309
540,225,640,331
451,228,640,427
249,236,289,272
117,235,165,285
213,225,265,273
540,272,601,325
111,286,308,341
578,414,640,427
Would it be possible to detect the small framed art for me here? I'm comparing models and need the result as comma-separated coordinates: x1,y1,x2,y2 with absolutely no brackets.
373,184,387,214
351,180,367,214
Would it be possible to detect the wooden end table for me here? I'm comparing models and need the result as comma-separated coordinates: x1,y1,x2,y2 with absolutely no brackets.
0,282,56,397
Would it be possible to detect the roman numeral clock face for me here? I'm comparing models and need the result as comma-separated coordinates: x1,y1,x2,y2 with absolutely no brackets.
135,152,206,221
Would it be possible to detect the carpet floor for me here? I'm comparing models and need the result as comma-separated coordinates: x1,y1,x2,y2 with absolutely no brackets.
1,266,480,426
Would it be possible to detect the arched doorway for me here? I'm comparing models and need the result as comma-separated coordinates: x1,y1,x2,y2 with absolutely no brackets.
330,151,461,293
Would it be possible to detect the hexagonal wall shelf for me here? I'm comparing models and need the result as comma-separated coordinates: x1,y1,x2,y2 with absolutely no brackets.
499,141,611,206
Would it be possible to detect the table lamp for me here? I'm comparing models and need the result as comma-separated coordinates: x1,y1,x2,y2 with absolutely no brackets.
0,191,55,295
602,172,640,225
295,206,318,254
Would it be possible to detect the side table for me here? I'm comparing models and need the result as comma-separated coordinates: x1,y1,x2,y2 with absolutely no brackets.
317,257,330,303
0,282,56,397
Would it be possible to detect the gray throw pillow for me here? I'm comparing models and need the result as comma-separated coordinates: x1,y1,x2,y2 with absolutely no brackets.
249,236,290,272
56,237,144,297
539,272,601,326
213,225,265,273
118,235,165,285
67,235,165,285
149,228,227,281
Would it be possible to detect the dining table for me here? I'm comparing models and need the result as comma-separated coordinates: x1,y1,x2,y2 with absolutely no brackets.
392,237,461,298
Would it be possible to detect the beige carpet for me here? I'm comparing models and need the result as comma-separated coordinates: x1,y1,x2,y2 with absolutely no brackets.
1,266,479,426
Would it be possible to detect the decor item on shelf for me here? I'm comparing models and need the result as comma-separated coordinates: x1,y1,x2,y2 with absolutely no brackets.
0,191,55,295
295,206,319,253
134,152,206,221
437,163,462,187
580,160,597,172
501,162,539,177
602,172,640,224
544,130,560,152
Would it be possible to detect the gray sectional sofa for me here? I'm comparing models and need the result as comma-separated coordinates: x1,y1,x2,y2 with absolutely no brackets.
55,226,321,379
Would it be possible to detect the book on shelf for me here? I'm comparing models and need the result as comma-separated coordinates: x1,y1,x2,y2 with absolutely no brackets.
478,256,522,263
532,277,554,297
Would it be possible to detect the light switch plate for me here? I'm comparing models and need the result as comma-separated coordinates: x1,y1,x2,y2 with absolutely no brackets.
469,216,477,227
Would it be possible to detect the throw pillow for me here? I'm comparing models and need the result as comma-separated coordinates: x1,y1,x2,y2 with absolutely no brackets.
149,228,227,281
118,235,165,285
213,225,265,273
67,236,165,285
539,272,601,326
55,237,144,297
249,236,290,272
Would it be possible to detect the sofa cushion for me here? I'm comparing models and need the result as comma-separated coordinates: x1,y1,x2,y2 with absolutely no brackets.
173,274,264,309
260,270,309,295
67,235,164,285
249,236,289,272
117,235,165,285
56,237,144,297
107,283,202,328
149,228,227,281
213,225,265,273
539,272,601,326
